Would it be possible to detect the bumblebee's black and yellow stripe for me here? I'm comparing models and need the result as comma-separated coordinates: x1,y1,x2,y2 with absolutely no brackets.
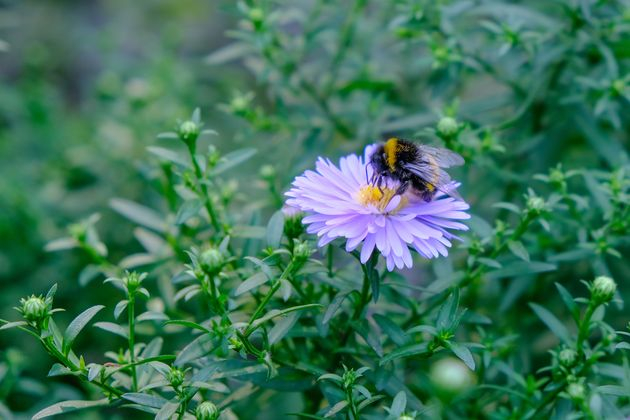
369,137,464,201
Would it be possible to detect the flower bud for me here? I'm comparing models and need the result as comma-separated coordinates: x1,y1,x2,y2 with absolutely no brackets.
196,401,220,420
248,8,264,25
430,357,475,394
398,416,415,420
292,240,312,269
436,117,459,138
200,247,225,277
591,276,616,304
260,165,276,181
526,196,545,216
20,295,48,323
123,272,145,291
167,367,186,388
566,382,585,401
559,348,578,367
178,120,200,144
282,205,304,239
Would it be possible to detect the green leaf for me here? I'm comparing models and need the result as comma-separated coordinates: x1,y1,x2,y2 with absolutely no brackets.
507,240,530,262
322,291,351,325
93,322,128,339
235,272,269,296
437,288,460,331
555,283,579,321
175,199,203,225
268,312,300,345
250,304,322,331
448,342,475,370
266,210,285,248
156,400,180,420
373,314,408,346
0,321,27,330
63,305,105,352
48,363,75,377
596,385,630,397
122,393,168,408
78,265,102,287
109,198,166,232
389,391,407,417
379,343,430,365
146,146,189,167
212,148,257,175
486,261,556,280
114,300,128,320
529,303,571,344
32,399,109,419
175,334,214,366
163,319,210,333
325,400,349,418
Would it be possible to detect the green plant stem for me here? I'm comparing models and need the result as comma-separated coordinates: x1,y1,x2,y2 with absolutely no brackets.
245,262,293,336
577,301,597,355
346,387,359,420
128,294,138,391
39,332,123,398
352,265,371,321
187,143,222,233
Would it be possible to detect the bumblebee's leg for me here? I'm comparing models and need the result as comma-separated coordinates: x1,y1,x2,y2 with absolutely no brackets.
376,175,384,194
395,180,409,196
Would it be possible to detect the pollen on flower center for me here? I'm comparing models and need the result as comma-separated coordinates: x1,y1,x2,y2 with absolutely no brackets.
356,185,407,214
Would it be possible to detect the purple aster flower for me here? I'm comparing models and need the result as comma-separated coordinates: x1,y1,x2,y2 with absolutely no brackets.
285,145,470,271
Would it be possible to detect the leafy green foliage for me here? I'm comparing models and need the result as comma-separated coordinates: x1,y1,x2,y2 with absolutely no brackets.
1,0,629,419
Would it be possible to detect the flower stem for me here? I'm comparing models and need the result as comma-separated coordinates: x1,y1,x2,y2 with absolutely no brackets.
187,143,221,233
245,263,293,336
128,294,138,391
577,301,596,355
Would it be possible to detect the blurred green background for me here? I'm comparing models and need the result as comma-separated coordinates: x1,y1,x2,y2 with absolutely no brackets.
1,0,629,418
0,1,248,415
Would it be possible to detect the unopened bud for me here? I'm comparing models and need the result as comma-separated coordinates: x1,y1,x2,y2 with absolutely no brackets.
196,401,219,420
566,382,585,401
437,117,459,138
559,349,578,367
168,367,186,388
292,241,312,266
20,296,48,323
591,276,616,304
178,120,200,144
282,205,304,239
248,8,264,25
200,247,225,277
526,196,545,216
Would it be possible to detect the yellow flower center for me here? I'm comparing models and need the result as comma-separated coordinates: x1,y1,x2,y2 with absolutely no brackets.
356,185,407,214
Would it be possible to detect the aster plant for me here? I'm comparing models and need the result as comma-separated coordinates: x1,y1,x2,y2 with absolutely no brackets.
286,145,470,270
1,0,630,419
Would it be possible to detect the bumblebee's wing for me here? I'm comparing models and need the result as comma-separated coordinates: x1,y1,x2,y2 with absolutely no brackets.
416,145,464,168
402,161,462,199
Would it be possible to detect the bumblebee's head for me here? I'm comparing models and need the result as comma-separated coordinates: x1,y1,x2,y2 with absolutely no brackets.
369,145,389,175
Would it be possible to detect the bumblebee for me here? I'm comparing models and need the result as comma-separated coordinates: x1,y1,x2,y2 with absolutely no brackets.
369,137,464,201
